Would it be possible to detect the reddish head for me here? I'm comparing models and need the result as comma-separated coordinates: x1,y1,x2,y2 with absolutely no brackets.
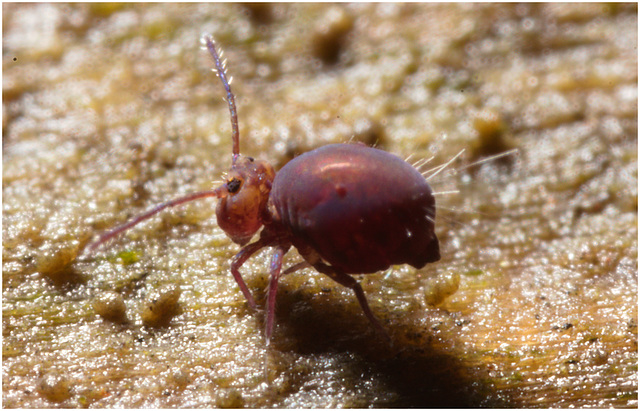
216,155,275,245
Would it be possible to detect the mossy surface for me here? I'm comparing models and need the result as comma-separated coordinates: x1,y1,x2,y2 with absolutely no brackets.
3,3,637,407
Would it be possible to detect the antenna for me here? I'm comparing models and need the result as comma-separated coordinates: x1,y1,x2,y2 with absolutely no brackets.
86,188,226,253
203,34,240,162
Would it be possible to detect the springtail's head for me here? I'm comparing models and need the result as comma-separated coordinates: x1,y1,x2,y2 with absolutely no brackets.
216,155,275,245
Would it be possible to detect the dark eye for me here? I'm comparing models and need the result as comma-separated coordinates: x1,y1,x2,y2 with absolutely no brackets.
227,177,242,194
247,157,254,162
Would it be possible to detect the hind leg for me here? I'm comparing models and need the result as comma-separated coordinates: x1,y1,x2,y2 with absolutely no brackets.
313,262,390,342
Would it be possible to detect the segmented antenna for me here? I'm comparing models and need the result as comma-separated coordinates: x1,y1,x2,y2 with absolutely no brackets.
203,34,240,162
87,188,226,253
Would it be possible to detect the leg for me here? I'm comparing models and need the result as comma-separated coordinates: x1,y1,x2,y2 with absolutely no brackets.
282,261,311,276
230,238,273,310
265,245,289,344
313,262,390,342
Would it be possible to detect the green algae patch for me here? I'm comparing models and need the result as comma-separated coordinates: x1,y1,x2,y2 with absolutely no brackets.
110,250,142,266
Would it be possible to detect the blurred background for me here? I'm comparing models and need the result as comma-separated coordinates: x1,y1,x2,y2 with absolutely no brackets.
3,3,637,407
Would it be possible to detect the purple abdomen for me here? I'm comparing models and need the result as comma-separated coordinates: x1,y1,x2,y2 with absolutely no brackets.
270,144,440,274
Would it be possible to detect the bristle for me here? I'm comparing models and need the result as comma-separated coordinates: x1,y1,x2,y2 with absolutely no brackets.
413,156,435,170
432,190,460,196
423,149,465,181
453,149,519,173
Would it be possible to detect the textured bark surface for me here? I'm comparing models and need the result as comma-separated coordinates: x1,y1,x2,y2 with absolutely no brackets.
3,3,637,407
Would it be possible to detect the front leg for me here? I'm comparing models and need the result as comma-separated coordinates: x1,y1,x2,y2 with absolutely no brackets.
230,238,274,310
